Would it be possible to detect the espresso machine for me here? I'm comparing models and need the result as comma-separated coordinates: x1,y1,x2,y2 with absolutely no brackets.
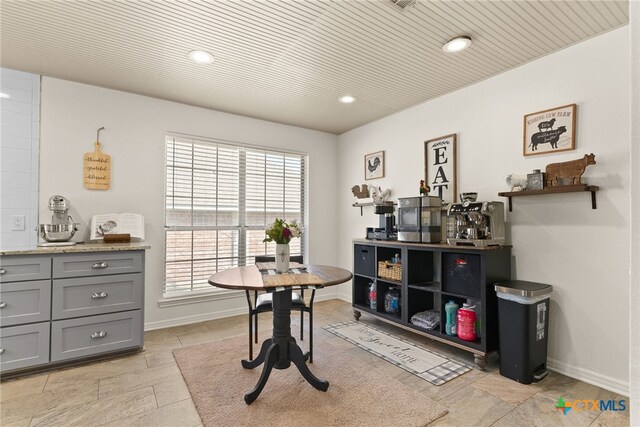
366,203,397,241
37,195,78,246
447,197,505,247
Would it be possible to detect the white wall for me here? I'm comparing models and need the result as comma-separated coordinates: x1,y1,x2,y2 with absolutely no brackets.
337,27,631,394
0,68,39,249
629,1,639,423
39,78,339,329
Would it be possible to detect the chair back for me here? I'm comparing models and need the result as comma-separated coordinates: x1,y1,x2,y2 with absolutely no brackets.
255,255,304,263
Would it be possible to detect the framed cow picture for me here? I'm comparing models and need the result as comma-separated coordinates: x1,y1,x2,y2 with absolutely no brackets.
523,104,576,156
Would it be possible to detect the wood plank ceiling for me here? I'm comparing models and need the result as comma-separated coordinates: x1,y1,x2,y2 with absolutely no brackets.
0,1,628,134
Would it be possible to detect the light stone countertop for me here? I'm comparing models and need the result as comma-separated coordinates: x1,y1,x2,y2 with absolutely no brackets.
0,242,150,256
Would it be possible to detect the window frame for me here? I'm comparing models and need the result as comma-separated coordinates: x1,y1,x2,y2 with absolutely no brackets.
162,132,308,300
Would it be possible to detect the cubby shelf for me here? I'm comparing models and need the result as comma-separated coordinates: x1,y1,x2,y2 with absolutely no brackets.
352,240,511,370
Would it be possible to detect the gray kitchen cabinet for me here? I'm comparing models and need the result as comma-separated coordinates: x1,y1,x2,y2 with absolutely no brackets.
53,252,143,278
52,273,143,319
0,245,147,376
0,322,50,371
0,256,51,283
51,310,142,361
0,280,51,326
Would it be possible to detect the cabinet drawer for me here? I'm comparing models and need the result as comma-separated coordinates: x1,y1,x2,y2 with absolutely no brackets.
52,274,142,320
0,322,50,372
53,252,143,278
0,280,51,326
0,256,51,283
51,310,142,362
354,245,375,277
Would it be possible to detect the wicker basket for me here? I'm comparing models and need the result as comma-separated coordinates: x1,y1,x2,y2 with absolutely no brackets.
378,261,402,282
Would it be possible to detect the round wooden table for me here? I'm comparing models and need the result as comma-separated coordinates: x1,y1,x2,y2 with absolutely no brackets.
208,264,352,404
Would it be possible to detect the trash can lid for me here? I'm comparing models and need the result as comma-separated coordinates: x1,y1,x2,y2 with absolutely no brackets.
494,280,553,297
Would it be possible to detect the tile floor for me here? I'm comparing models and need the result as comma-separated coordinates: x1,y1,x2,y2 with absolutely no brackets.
0,299,630,426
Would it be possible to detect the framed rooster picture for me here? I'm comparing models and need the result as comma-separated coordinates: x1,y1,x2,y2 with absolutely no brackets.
364,151,384,180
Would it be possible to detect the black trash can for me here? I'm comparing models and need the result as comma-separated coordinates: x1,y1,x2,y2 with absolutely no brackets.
495,280,553,384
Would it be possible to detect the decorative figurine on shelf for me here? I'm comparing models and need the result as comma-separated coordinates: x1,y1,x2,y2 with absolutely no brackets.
419,180,430,195
526,169,545,190
371,186,391,204
505,174,528,192
545,153,596,187
351,184,370,199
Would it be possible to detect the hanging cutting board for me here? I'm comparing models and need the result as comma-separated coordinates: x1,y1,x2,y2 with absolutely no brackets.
84,139,111,190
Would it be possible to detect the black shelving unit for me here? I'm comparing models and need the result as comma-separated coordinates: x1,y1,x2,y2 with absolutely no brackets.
352,240,511,369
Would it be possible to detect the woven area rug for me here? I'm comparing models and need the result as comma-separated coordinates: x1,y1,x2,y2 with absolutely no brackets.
325,321,472,386
173,334,448,427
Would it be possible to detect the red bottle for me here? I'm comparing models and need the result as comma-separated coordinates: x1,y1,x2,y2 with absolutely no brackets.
457,304,477,341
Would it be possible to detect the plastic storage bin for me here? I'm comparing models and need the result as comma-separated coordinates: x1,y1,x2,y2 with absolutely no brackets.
495,280,553,384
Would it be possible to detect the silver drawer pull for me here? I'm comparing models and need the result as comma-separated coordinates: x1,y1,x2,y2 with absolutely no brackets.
0,348,4,354
91,331,107,339
92,262,109,269
0,268,6,275
0,302,6,309
91,292,109,299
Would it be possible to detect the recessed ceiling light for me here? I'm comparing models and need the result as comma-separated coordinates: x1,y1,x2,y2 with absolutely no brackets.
338,95,356,104
442,36,472,53
0,92,10,99
188,50,215,64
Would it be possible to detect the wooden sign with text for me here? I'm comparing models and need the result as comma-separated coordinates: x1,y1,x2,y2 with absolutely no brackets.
84,142,111,190
425,134,457,204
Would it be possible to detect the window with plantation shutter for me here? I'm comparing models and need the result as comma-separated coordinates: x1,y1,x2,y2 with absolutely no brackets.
164,134,306,295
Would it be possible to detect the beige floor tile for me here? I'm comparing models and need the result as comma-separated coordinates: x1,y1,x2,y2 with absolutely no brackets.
142,335,182,352
153,377,192,407
537,372,618,402
472,371,542,405
99,398,201,427
200,314,247,331
590,395,631,426
30,386,157,427
429,384,515,426
177,326,247,347
98,363,182,397
143,328,179,343
0,372,48,402
493,391,602,427
145,348,179,368
44,353,148,392
1,380,97,423
0,414,32,427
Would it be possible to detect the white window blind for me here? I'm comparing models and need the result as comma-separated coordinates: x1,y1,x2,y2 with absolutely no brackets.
164,135,307,295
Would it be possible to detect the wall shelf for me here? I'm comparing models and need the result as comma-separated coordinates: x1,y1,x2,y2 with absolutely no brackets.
352,201,396,216
498,184,599,211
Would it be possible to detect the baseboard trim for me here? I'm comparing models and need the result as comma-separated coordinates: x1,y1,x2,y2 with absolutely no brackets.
144,290,340,331
547,357,630,397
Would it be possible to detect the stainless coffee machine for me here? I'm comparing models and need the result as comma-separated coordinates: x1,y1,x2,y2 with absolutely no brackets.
447,197,505,247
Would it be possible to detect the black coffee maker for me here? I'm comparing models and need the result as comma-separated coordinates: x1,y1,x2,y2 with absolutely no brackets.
366,204,397,240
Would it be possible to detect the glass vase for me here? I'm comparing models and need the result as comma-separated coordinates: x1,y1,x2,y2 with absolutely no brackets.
276,243,290,273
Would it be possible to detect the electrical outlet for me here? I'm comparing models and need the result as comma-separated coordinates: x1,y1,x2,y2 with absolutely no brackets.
12,215,25,231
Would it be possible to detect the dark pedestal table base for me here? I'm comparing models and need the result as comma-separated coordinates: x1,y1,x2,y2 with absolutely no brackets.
240,289,328,405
